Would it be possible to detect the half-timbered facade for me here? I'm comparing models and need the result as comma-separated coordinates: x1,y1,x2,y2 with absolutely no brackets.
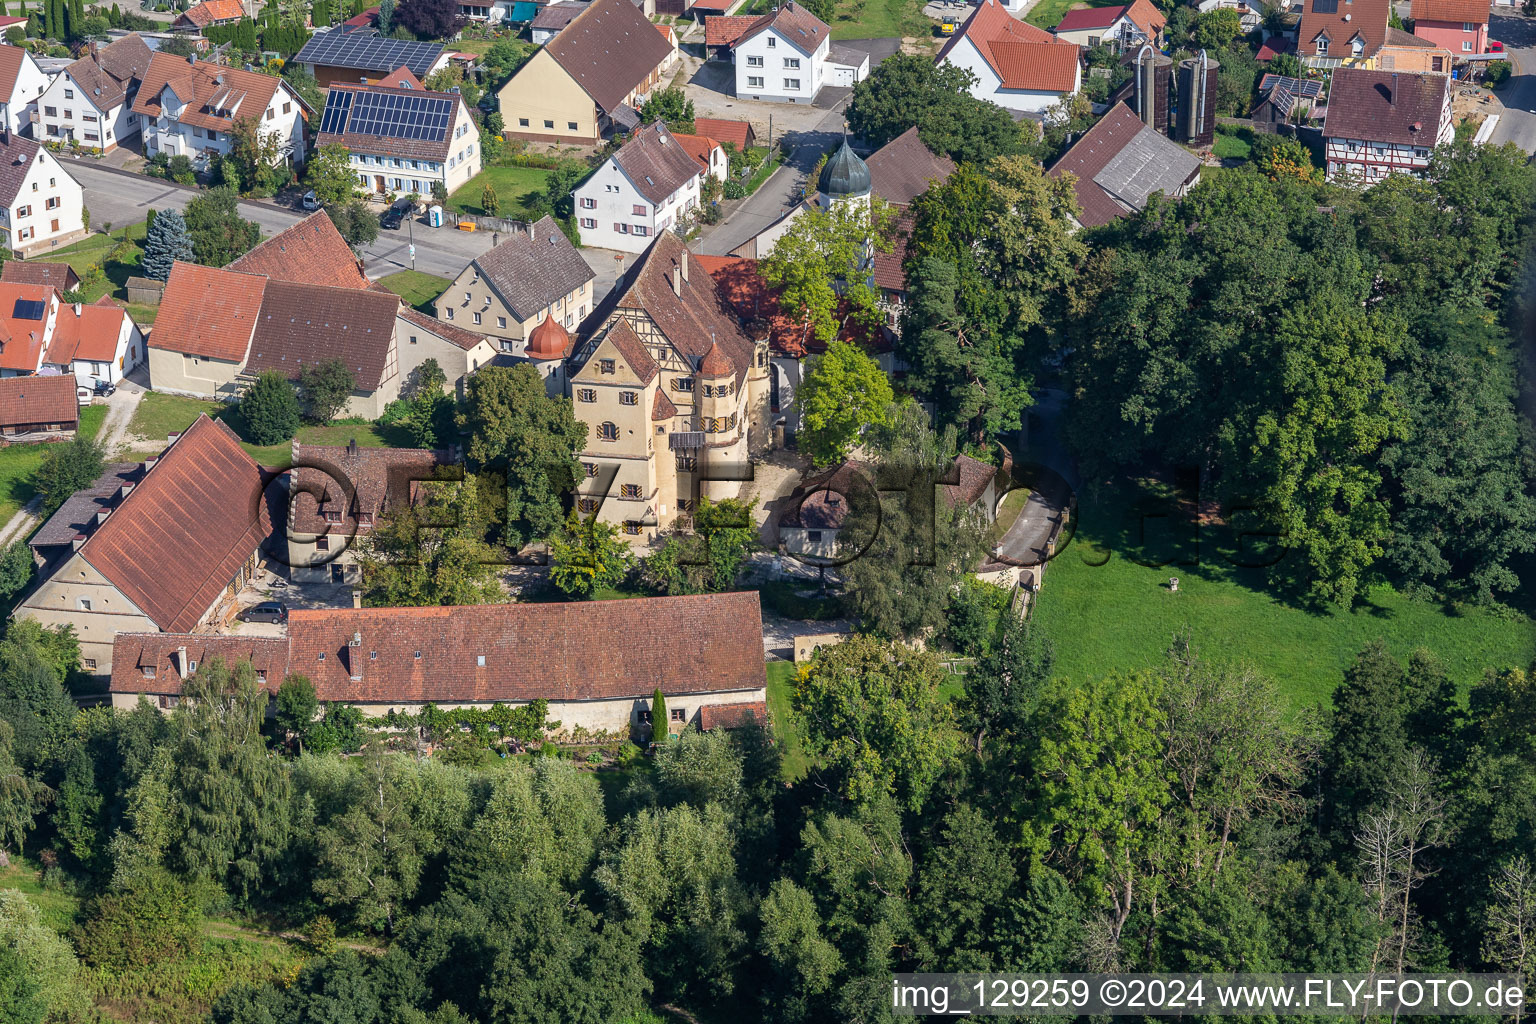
1322,68,1452,183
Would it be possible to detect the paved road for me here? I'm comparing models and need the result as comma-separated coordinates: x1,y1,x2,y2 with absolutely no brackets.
990,389,1076,567
1491,10,1536,150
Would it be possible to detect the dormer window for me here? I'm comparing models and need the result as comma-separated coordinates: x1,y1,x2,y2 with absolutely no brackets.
1351,36,1363,55
1316,37,1329,54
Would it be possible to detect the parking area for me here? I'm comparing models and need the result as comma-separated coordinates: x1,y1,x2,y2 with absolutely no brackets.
221,575,358,637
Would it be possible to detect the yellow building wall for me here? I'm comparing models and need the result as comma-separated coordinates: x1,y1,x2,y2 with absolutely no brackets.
147,346,245,400
14,551,156,674
497,49,600,145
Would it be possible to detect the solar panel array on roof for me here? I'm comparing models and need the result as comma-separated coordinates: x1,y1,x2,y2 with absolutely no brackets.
321,89,453,140
295,30,444,75
1311,0,1338,13
12,299,44,320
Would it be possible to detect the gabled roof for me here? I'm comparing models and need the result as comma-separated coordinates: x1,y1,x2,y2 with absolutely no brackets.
466,215,595,323
245,280,402,390
0,374,76,427
110,634,290,696
938,0,1056,64
1299,0,1390,56
133,54,291,134
1386,25,1437,46
1054,5,1131,32
1,261,80,291
544,0,674,114
77,414,272,634
598,317,659,383
735,1,829,54
289,441,447,535
45,299,130,365
990,38,1081,91
1124,0,1167,35
705,14,764,47
652,387,677,420
174,0,247,27
612,122,702,205
694,117,754,149
63,35,153,112
150,261,265,362
865,126,955,206
366,64,424,89
317,80,467,163
295,29,445,76
1412,0,1489,23
1322,66,1449,146
532,1,586,30
31,461,142,551
0,133,50,208
398,307,487,351
1049,101,1201,227
668,131,723,174
0,45,37,100
228,211,371,290
284,592,767,703
0,283,55,373
698,701,767,730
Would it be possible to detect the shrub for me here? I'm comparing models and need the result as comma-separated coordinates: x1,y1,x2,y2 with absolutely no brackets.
73,868,202,972
723,179,747,199
239,370,301,445
1486,60,1512,88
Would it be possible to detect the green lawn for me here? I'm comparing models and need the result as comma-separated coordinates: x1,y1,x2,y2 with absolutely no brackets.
765,660,809,781
1030,477,1536,710
447,164,556,219
825,0,931,40
0,859,80,934
127,392,408,468
0,404,107,524
1213,124,1254,161
377,270,451,314
1025,0,1123,29
992,486,1031,544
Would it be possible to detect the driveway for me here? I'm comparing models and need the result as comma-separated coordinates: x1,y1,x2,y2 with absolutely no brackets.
1490,9,1536,151
97,369,148,458
988,388,1076,568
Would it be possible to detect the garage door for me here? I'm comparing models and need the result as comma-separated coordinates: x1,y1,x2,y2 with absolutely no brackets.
827,64,859,86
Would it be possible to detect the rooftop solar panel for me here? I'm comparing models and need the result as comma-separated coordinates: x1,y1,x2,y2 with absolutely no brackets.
12,299,44,321
295,30,444,75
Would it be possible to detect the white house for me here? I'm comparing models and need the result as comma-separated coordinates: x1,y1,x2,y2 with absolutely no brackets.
0,134,86,256
0,46,50,136
35,34,153,152
711,2,868,103
316,69,481,198
132,53,310,171
1196,0,1267,32
43,297,145,387
1322,67,1452,183
573,122,702,253
1050,0,1165,50
937,0,1082,116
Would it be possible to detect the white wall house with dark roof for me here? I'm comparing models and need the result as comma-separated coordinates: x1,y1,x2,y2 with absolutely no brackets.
732,4,830,102
317,80,481,197
573,123,702,253
0,46,51,136
35,34,153,152
0,136,86,256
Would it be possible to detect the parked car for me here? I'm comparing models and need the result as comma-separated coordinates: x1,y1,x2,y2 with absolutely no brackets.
240,601,288,623
302,190,321,211
380,203,407,230
1490,40,1504,52
92,379,115,397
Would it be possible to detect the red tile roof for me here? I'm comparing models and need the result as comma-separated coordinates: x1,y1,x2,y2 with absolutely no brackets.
0,374,77,428
872,211,913,293
228,210,371,290
1411,0,1488,23
289,442,447,536
1054,5,1130,32
1257,34,1296,58
0,284,56,373
670,132,724,175
938,0,1056,64
365,64,424,89
737,1,829,53
693,117,755,150
78,414,272,633
62,35,153,113
697,252,879,358
45,300,130,365
1299,0,1391,56
132,52,287,135
706,14,765,46
0,45,34,100
398,307,486,351
1,262,80,291
174,0,247,27
698,700,767,730
989,38,1081,91
150,261,265,362
1125,0,1166,35
1322,67,1450,146
109,634,290,696
652,387,677,421
602,317,659,383
245,281,402,391
284,592,767,704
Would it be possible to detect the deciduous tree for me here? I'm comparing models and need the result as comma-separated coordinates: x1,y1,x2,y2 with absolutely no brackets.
793,340,892,466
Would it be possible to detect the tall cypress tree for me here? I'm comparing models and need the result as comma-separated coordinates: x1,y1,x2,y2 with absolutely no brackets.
650,688,667,743
68,0,82,38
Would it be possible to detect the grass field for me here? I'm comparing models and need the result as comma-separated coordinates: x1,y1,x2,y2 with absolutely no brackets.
447,164,555,219
376,270,451,314
127,392,407,467
1030,477,1536,710
764,660,809,781
0,404,107,523
1213,124,1254,160
51,224,163,325
1025,0,1122,29
819,0,932,40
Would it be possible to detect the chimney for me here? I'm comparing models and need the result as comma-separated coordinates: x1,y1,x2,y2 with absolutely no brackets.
346,630,363,681
143,456,158,471
352,589,362,609
94,509,109,525
166,431,181,445
680,250,689,283
1390,72,1397,105
671,266,681,294
87,41,97,57
527,220,536,242
176,645,187,677
73,302,81,316
188,52,197,65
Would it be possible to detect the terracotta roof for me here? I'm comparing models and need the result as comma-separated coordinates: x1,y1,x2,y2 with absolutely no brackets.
526,313,571,360
0,283,55,373
602,317,658,382
938,0,1056,64
1125,0,1166,35
1412,0,1488,22
1054,5,1131,31
698,700,767,730
62,35,153,112
1,262,80,291
0,45,34,100
289,441,447,536
228,211,371,290
132,52,286,135
149,261,265,362
699,340,733,377
174,0,247,27
78,415,272,634
1257,34,1296,58
865,126,955,206
612,122,702,205
652,387,676,420
944,452,996,507
45,300,130,365
342,5,379,28
872,211,913,293
0,374,76,428
737,1,828,54
316,81,468,163
30,461,142,551
1386,25,1436,46
109,634,291,696
545,0,675,114
989,38,1081,91
466,215,594,322
590,233,755,388
365,64,425,89
698,252,878,358
705,14,767,46
657,22,677,44
398,307,486,351
693,117,754,150
1323,67,1449,146
284,592,767,704
1299,0,1391,56
670,131,724,174
0,134,47,208
245,281,402,390
531,1,585,30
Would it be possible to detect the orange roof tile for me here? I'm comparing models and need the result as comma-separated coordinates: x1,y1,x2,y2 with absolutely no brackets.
988,38,1080,91
694,117,754,150
0,374,77,429
228,211,370,290
1412,0,1489,22
45,300,130,366
0,284,55,373
150,261,265,362
670,131,723,173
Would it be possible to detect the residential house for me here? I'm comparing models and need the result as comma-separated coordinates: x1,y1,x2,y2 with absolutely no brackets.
294,29,448,88
43,295,145,387
171,0,248,31
0,46,50,135
225,209,371,290
285,439,450,583
937,0,1082,115
1379,26,1454,72
1322,66,1452,182
0,132,86,255
693,116,756,151
865,125,954,338
0,374,77,441
573,122,704,253
35,34,153,151
656,23,681,75
1050,0,1164,51
530,1,586,45
1048,101,1202,228
1,261,80,292
14,414,273,676
708,3,869,102
671,131,728,181
133,52,311,171
1411,0,1491,55
317,73,481,197
0,283,60,376
431,214,596,371
394,307,499,396
108,592,770,738
570,232,770,543
29,461,144,569
498,0,674,145
1196,0,1266,32
1297,0,1390,66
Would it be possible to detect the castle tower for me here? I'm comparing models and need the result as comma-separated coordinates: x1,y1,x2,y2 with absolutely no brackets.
525,311,572,397
697,340,743,502
817,137,871,213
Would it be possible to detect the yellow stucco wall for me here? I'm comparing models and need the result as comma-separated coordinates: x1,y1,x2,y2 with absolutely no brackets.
497,49,600,145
